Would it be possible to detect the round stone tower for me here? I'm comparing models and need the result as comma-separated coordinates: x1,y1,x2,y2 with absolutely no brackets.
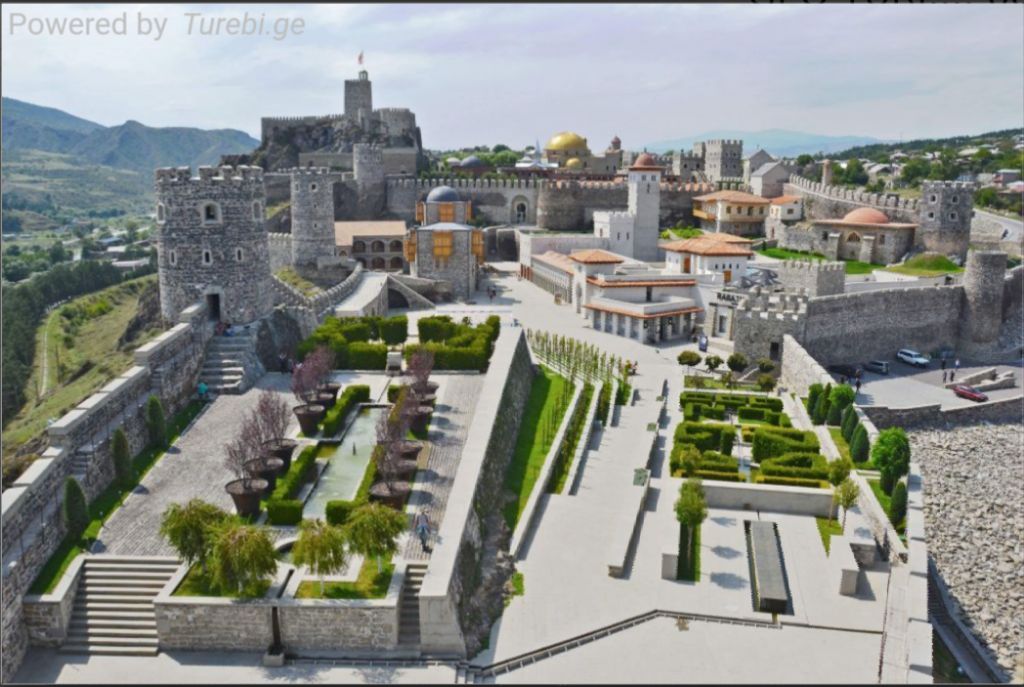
821,159,833,186
289,167,336,268
960,249,1007,349
155,165,273,324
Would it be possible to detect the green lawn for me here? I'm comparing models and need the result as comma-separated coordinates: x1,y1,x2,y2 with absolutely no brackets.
502,368,571,528
756,247,879,275
677,523,701,582
548,383,593,495
828,427,852,463
29,400,206,594
295,558,394,599
868,478,905,534
275,266,322,298
504,571,525,607
684,375,756,391
815,516,843,554
173,565,271,599
885,254,964,277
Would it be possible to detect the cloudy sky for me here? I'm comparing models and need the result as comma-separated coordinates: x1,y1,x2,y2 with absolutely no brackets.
2,3,1022,149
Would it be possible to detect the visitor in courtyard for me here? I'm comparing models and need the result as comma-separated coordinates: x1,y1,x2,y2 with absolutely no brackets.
950,369,956,382
414,509,432,552
279,352,288,373
954,358,960,371
198,381,209,401
943,370,948,384
855,378,862,395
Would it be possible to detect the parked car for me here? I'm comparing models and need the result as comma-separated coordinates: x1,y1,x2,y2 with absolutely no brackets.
896,349,930,367
952,385,988,403
827,363,862,379
697,333,708,352
864,360,890,375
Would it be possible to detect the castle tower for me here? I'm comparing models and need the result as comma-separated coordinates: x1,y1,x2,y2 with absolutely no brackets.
703,139,743,182
344,69,373,127
960,249,1007,350
354,143,386,218
289,168,337,268
917,181,973,259
155,165,273,324
627,152,662,262
821,159,834,186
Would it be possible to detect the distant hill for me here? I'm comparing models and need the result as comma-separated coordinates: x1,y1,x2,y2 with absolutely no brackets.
1,97,259,172
645,129,888,158
828,128,1023,161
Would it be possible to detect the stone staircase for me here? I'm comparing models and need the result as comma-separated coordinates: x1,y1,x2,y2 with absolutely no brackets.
199,329,264,394
397,563,427,647
386,275,437,310
63,556,180,656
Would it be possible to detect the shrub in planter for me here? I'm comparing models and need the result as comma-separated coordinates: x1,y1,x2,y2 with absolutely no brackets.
267,499,303,526
850,424,870,463
321,385,372,436
325,500,356,526
888,481,908,526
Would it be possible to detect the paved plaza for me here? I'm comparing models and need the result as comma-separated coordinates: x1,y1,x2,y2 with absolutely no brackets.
849,361,1021,410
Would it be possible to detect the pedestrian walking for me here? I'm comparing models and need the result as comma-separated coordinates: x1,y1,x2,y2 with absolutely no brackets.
941,358,947,371
942,370,948,384
413,509,432,552
950,369,956,382
855,378,861,395
954,358,960,371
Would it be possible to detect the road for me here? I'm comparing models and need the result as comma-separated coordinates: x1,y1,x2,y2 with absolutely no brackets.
972,208,1023,246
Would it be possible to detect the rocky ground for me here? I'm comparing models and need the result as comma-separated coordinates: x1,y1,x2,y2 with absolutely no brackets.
910,421,1024,675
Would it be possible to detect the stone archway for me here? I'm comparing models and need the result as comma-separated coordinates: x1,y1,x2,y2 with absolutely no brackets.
389,256,404,270
510,195,530,225
371,257,386,270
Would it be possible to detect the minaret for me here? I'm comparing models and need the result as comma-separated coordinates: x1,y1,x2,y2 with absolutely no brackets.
627,151,663,262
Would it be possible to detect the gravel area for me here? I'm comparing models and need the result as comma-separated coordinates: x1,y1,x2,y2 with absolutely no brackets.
910,422,1024,674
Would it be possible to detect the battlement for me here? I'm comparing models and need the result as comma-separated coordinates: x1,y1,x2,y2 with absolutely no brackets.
920,180,976,192
375,107,412,114
285,167,334,177
705,139,743,147
779,259,845,273
261,114,344,125
387,177,543,191
155,165,263,185
787,175,921,213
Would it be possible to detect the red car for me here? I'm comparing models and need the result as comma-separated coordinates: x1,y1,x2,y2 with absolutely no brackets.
952,385,988,403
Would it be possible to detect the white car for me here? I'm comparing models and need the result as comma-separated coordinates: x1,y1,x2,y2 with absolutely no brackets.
896,349,930,367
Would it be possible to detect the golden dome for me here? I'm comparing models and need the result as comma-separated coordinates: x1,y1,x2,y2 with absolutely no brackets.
564,157,583,170
546,131,588,152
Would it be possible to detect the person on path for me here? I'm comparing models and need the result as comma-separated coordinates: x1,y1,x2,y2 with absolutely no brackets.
950,369,956,382
954,358,960,371
942,370,948,384
414,510,432,552
941,358,947,371
198,381,209,401
855,378,861,395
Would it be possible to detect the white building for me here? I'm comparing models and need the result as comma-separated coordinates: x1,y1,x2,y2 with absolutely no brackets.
593,153,664,262
662,235,753,285
769,195,803,221
750,161,791,198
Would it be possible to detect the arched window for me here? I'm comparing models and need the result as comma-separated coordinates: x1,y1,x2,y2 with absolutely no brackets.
235,248,244,262
951,195,960,205
353,241,366,253
201,202,222,225
252,201,262,220
202,249,213,265
169,249,177,266
389,240,403,252
949,212,958,221
846,232,861,243
371,240,386,253
157,203,166,224
389,256,404,270
371,257,386,270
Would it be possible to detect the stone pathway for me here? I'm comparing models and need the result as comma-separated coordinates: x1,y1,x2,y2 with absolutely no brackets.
401,374,484,561
94,375,298,556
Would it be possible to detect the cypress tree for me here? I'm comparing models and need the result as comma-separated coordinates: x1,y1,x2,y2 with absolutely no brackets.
62,477,89,542
850,424,870,463
146,395,166,449
112,427,133,490
840,404,858,442
888,481,907,527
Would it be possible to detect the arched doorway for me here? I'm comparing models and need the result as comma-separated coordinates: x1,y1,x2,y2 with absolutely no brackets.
842,231,861,261
389,256,404,270
510,196,530,225
371,257,386,270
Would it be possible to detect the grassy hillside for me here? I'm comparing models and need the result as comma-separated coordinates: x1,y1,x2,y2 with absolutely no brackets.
1,96,104,153
1,275,162,487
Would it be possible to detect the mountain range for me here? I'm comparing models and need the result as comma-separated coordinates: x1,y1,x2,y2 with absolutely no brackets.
644,128,889,158
1,97,259,173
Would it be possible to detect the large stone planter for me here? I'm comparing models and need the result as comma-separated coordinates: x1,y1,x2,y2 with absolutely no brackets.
262,438,298,471
412,380,439,396
393,459,418,479
315,391,336,410
225,478,269,518
368,481,411,509
317,382,341,402
409,406,432,435
244,457,285,495
293,404,325,435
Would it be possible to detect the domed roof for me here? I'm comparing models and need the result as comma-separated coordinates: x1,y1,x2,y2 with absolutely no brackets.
841,207,890,225
445,156,461,165
630,152,661,170
426,186,460,202
564,157,583,170
611,135,621,146
546,131,588,151
460,155,487,168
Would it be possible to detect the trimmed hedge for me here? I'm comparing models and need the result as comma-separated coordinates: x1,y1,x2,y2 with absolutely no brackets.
850,424,870,463
266,499,303,526
348,342,388,370
674,422,734,454
738,406,765,422
378,315,408,345
757,475,825,489
321,385,372,436
271,445,318,501
760,452,829,481
695,470,745,482
325,500,356,526
751,428,819,461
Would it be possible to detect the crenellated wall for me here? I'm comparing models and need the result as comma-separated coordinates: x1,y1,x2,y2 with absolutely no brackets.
785,175,920,223
0,302,212,682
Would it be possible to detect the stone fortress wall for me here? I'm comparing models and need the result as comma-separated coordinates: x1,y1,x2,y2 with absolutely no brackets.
0,302,214,683
785,175,921,223
772,260,846,297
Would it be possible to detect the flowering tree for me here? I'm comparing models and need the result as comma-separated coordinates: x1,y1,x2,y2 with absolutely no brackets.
292,345,333,404
407,349,434,391
253,390,290,443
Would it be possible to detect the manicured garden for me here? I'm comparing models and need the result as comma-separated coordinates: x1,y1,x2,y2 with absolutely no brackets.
548,382,594,494
297,314,410,370
815,516,843,554
680,391,790,427
294,558,395,600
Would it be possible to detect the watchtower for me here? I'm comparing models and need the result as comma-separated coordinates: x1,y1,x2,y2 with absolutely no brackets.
703,140,743,182
344,70,373,128
289,167,337,268
918,181,973,259
155,165,273,324
960,249,1007,350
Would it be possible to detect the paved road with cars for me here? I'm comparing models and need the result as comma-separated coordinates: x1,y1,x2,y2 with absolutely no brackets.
836,359,1022,410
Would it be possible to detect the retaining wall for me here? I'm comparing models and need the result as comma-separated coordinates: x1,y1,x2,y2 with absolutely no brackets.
862,394,1024,429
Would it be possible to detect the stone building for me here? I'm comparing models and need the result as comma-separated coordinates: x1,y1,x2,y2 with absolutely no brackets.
696,139,744,182
780,207,917,265
289,167,341,270
765,195,804,240
742,149,775,183
155,165,274,324
692,189,770,236
592,153,664,262
407,190,483,300
750,161,790,198
772,259,846,297
541,131,624,175
333,220,407,271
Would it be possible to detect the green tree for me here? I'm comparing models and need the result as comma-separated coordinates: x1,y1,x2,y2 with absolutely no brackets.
757,374,776,393
705,355,723,373
888,481,907,527
146,396,166,449
292,519,349,596
796,154,814,166
757,358,775,373
811,387,830,425
833,477,860,531
807,384,823,416
872,427,911,495
111,427,133,490
677,444,701,477
721,371,735,390
826,385,856,426
840,404,858,442
674,478,707,574
210,522,277,596
726,353,748,373
160,499,230,573
900,157,931,186
850,424,870,463
62,477,89,542
828,457,852,488
345,503,407,573
677,351,702,368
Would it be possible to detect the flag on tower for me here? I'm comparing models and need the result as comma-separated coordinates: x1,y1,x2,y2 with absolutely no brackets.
357,51,364,66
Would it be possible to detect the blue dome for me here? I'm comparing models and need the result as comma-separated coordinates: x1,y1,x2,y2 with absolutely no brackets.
426,186,460,202
460,155,487,168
